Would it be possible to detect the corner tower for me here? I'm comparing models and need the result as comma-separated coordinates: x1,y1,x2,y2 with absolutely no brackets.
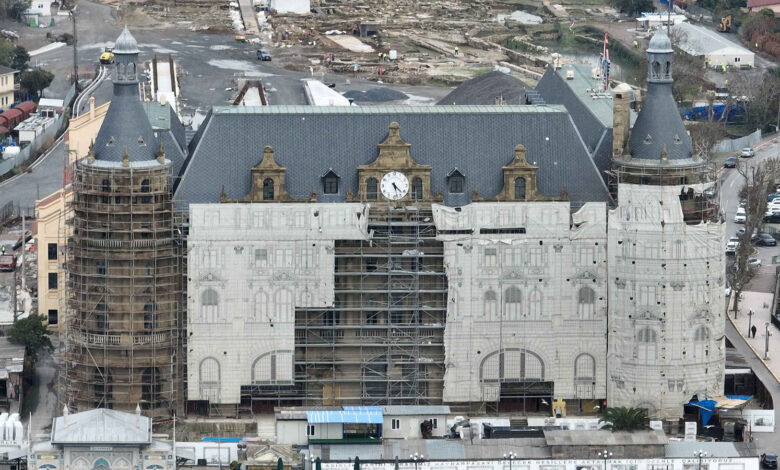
607,28,725,424
62,27,180,417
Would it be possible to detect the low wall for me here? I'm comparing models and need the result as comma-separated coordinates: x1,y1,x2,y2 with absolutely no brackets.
322,458,759,470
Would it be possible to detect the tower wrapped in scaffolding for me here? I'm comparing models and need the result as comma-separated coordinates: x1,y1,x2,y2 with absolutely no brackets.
61,27,180,417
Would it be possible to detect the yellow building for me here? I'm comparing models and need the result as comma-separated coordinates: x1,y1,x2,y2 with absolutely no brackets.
0,65,16,110
35,97,107,329
34,187,71,329
68,96,109,163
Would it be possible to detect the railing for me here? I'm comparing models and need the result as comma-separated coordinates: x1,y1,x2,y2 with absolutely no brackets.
72,330,171,346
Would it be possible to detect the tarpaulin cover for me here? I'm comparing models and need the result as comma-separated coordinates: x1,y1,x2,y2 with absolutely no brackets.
688,399,717,426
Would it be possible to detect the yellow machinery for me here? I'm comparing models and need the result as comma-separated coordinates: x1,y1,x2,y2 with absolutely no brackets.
719,16,732,33
99,51,114,64
552,398,567,417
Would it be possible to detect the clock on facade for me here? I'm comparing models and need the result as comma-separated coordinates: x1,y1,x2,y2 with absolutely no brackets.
380,171,409,200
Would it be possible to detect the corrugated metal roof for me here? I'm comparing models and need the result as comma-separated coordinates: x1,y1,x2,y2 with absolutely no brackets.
672,22,755,57
51,408,151,445
382,406,450,416
308,407,383,424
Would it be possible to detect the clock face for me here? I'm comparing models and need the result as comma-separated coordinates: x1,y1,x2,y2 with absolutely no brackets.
380,171,409,200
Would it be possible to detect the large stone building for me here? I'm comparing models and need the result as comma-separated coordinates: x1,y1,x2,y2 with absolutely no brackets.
56,28,722,422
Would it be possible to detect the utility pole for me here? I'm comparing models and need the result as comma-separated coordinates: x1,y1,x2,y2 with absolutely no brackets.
765,322,772,360
70,4,79,93
20,214,25,291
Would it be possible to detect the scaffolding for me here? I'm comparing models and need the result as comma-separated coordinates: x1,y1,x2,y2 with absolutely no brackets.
239,203,448,409
60,159,182,417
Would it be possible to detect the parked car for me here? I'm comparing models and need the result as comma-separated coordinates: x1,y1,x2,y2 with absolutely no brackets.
0,254,15,272
769,192,780,201
256,49,272,61
726,237,739,255
741,147,756,158
734,208,746,223
736,227,746,237
725,281,732,297
755,233,777,246
739,200,746,209
749,257,762,268
761,453,777,469
724,156,737,168
765,213,780,223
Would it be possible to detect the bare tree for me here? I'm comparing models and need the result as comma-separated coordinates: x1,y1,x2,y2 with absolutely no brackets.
689,121,725,161
730,157,780,314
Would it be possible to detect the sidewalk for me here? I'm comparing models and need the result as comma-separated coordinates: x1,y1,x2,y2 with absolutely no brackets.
730,291,780,384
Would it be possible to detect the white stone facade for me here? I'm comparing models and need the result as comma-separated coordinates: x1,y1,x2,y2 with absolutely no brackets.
433,202,608,404
187,203,369,405
607,183,725,419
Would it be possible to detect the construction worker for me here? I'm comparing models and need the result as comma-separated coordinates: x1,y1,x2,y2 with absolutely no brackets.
383,52,387,61
1,245,4,254
633,40,638,48
378,52,383,62
353,62,359,77
454,46,459,55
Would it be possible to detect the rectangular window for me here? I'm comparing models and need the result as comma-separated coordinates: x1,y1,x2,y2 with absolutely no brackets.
527,246,545,267
48,272,57,290
577,246,595,266
307,425,315,436
96,261,106,275
48,309,58,325
483,247,497,267
275,248,293,268
255,248,268,267
391,419,400,430
203,249,219,268
299,248,316,268
432,418,438,429
47,243,57,260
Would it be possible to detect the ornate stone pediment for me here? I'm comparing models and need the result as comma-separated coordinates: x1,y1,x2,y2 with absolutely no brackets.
223,146,303,203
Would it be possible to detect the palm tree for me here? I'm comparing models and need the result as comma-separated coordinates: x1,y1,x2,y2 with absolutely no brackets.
599,407,648,431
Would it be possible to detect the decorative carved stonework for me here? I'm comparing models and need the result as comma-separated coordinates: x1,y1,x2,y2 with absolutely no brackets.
492,144,565,202
224,146,303,203
355,122,435,203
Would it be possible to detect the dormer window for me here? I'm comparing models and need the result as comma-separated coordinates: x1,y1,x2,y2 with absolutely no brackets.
674,134,682,144
447,169,465,194
322,169,340,194
138,137,146,147
107,137,115,147
644,134,653,145
366,177,378,200
263,178,274,200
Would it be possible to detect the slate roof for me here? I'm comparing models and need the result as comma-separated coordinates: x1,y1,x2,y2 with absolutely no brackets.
436,71,527,105
51,408,151,445
175,105,609,208
0,65,17,76
142,101,187,177
534,64,637,174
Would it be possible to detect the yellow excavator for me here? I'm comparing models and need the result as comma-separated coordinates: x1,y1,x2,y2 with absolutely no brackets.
718,16,732,33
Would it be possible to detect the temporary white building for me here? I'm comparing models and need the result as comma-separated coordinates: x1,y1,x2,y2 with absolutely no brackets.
269,0,310,14
671,22,755,69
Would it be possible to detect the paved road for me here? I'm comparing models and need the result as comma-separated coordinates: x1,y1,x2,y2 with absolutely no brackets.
0,139,67,211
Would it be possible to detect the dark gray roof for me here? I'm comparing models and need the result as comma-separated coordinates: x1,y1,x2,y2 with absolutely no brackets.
94,83,160,163
114,26,140,55
142,101,187,176
0,65,17,76
175,105,609,208
437,71,527,105
628,82,693,161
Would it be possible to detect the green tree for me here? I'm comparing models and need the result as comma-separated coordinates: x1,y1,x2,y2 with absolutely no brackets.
7,314,53,364
19,68,53,97
599,407,648,431
2,0,31,21
11,45,28,71
611,0,653,16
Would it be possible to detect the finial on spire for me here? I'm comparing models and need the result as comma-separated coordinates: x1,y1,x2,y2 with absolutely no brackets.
122,147,130,167
220,185,227,202
661,145,668,163
157,139,165,164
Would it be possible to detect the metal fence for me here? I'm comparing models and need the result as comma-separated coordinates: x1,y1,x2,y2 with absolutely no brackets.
0,201,34,225
713,129,762,154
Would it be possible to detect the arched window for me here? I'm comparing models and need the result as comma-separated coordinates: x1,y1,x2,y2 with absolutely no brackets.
366,178,378,200
574,353,595,380
637,328,658,363
200,358,220,384
514,177,526,200
253,351,293,384
143,299,157,329
275,289,293,323
101,179,111,203
665,61,671,77
140,178,151,203
484,290,497,318
652,61,661,77
693,326,709,358
528,289,542,319
480,349,545,383
578,286,596,319
263,178,274,200
504,287,522,320
93,458,110,470
412,177,423,199
201,289,219,323
141,367,160,409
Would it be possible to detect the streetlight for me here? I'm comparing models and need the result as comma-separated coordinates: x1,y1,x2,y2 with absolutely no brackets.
409,453,424,470
597,450,612,470
694,449,708,470
216,423,222,470
765,322,772,360
748,309,754,338
503,452,517,470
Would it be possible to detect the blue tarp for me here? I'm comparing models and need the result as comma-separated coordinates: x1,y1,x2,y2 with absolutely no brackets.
307,406,383,424
688,399,717,426
202,437,243,442
727,395,752,400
